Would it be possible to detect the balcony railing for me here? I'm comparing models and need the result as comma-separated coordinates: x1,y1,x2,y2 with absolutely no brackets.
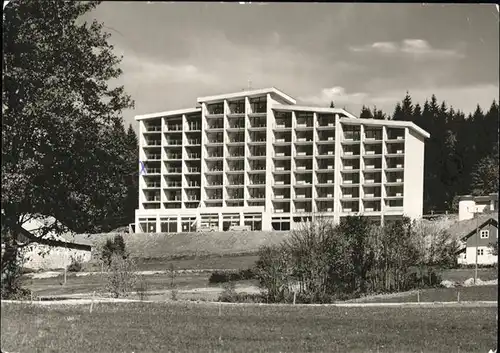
165,125,182,131
188,124,201,131
166,140,182,146
166,168,182,173
146,196,161,202
166,182,182,187
187,181,200,187
166,154,182,159
208,168,223,172
146,154,161,160
146,126,162,132
146,168,161,174
207,124,223,129
187,196,199,201
187,167,200,173
207,154,222,158
188,139,201,145
145,140,161,146
187,153,200,159
145,182,161,188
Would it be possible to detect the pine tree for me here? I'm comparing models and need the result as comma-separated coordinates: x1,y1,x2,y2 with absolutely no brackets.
413,103,422,126
330,101,335,108
359,105,373,119
372,106,387,120
392,102,404,121
401,92,413,121
124,124,139,225
470,146,499,196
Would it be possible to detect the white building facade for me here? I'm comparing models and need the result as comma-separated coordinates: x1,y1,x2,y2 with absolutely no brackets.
134,87,430,233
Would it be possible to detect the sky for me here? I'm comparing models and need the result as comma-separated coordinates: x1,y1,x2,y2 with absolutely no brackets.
82,3,499,129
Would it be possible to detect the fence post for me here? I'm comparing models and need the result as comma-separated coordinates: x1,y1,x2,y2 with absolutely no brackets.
417,290,420,303
293,291,296,305
457,290,460,303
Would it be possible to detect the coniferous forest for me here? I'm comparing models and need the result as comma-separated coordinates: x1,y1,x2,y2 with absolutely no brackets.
355,94,499,214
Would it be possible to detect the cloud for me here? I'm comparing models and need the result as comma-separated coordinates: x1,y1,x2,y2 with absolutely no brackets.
121,51,217,84
298,86,369,106
297,84,498,116
350,39,464,59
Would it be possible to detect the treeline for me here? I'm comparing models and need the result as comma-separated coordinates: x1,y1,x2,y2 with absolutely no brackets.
354,95,499,213
254,216,458,304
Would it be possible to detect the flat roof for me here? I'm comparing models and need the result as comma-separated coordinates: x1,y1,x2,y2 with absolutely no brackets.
340,117,431,139
135,107,201,121
197,87,296,105
271,104,358,119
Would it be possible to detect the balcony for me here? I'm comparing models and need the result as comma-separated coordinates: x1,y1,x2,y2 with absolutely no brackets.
165,153,182,160
144,182,161,188
206,123,224,131
164,181,182,188
386,129,405,141
145,153,161,160
294,135,313,145
273,122,292,131
144,139,161,147
187,138,201,146
186,152,200,160
248,118,267,130
165,167,182,174
228,101,245,117
206,103,224,116
187,124,201,132
206,138,224,146
186,181,200,188
317,163,334,171
364,130,383,142
342,130,361,143
249,99,267,115
144,125,162,133
164,125,182,132
165,139,182,146
227,121,245,131
144,167,161,175
186,167,200,174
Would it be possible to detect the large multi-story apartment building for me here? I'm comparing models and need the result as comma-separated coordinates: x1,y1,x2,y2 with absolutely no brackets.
135,87,430,233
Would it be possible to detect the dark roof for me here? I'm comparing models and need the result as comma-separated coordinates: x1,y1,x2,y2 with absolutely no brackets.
447,213,498,241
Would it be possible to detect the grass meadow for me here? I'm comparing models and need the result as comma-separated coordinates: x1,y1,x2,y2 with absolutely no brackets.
1,301,497,353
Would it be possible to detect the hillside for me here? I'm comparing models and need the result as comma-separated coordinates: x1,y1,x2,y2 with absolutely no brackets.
75,231,291,260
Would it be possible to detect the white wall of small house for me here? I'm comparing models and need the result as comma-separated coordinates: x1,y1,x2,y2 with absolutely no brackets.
21,244,92,270
458,246,497,265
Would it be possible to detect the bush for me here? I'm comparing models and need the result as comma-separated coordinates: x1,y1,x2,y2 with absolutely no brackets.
208,268,256,284
105,254,137,298
66,256,83,272
217,281,265,303
101,235,128,268
136,276,149,301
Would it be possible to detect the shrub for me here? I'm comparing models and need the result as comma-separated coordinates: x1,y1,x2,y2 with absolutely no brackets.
105,254,137,298
66,255,83,272
136,275,149,301
101,235,128,268
208,268,256,284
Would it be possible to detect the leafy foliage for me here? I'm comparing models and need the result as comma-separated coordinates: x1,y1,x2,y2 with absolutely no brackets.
255,217,451,303
105,254,138,298
101,235,128,268
2,0,135,296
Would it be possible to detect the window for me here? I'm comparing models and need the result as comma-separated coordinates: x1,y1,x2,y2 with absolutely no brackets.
139,218,157,233
477,249,484,256
160,217,177,233
480,230,489,239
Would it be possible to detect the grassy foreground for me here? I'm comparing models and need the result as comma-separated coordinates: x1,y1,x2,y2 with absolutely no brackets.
1,302,497,353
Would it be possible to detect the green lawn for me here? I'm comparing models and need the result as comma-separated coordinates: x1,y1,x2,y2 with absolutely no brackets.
23,272,214,297
355,285,498,303
1,302,497,353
